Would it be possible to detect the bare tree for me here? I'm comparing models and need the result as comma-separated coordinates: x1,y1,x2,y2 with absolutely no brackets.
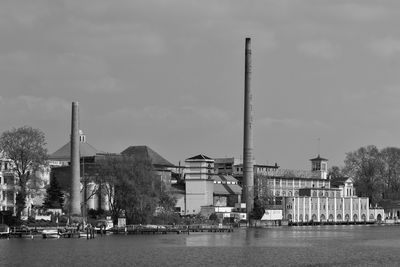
0,126,47,218
343,145,385,205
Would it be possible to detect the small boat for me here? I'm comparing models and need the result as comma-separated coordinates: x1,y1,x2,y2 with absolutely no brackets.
42,229,60,239
94,219,114,233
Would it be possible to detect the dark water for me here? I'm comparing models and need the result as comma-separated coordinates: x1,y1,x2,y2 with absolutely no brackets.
1,225,400,266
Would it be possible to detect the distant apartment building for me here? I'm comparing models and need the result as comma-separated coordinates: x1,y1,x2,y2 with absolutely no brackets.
184,155,215,215
0,153,49,216
182,155,242,219
0,155,18,214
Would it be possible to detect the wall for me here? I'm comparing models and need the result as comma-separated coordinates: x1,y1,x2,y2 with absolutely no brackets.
284,196,370,222
185,179,214,214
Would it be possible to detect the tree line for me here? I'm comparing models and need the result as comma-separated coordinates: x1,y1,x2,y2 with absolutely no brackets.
330,145,400,205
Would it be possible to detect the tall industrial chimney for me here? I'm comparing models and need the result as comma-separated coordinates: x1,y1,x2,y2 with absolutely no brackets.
70,102,81,215
243,37,254,222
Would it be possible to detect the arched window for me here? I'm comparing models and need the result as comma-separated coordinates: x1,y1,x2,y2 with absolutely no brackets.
345,214,350,222
312,214,317,221
320,214,326,221
288,191,292,196
353,214,358,222
361,214,366,221
337,214,342,221
287,214,292,221
312,191,317,197
329,214,334,221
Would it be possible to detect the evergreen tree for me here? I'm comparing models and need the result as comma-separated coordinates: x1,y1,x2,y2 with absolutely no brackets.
43,176,64,209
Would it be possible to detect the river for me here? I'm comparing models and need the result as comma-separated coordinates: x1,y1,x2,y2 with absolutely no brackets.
1,225,399,266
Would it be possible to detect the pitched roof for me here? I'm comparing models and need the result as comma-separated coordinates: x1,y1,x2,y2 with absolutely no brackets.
186,154,213,160
49,141,103,161
214,183,242,195
212,175,239,183
330,177,352,188
310,155,328,161
121,146,174,167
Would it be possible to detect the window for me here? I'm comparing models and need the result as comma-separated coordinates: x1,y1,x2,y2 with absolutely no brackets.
321,162,327,171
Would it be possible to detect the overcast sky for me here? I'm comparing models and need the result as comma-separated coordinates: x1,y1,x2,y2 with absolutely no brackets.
1,0,400,170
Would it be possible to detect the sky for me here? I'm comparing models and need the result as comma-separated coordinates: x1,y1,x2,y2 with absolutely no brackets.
1,0,400,170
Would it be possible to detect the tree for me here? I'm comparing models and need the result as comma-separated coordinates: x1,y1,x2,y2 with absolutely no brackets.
328,166,343,180
342,145,385,205
43,176,64,209
0,126,47,219
251,196,270,219
96,155,168,224
380,147,400,199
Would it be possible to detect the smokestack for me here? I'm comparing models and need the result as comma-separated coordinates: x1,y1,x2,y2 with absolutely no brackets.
70,102,81,215
243,37,254,222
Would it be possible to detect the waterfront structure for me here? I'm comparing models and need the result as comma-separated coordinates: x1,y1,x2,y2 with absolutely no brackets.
255,155,384,223
379,199,400,220
181,154,243,219
184,155,215,215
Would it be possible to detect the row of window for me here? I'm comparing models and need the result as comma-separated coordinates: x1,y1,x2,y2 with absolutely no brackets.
287,213,373,222
270,179,328,188
287,202,369,211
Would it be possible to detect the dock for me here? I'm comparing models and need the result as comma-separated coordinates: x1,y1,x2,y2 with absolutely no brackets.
113,224,234,235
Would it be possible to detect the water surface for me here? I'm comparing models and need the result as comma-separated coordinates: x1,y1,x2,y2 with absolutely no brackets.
1,225,399,266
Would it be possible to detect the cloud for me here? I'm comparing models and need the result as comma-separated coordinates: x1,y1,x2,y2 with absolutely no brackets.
257,117,329,129
331,3,389,22
0,95,70,120
103,105,230,124
297,40,338,60
369,37,400,58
